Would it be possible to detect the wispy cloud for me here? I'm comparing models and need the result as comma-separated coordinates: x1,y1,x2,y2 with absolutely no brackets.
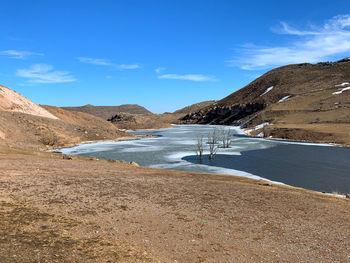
155,67,165,73
78,57,113,66
16,64,76,83
117,64,140,69
229,15,350,70
158,74,217,82
78,57,140,69
1,49,43,59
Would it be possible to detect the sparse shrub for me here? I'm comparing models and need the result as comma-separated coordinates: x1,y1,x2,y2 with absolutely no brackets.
39,131,59,146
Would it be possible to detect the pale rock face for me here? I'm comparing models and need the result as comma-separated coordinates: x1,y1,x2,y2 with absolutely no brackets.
0,129,5,139
0,85,58,119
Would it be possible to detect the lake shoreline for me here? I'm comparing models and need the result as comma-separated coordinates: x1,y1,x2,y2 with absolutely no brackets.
58,124,350,197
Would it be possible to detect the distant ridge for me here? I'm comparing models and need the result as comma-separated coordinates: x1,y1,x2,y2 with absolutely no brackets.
62,104,152,120
174,100,217,114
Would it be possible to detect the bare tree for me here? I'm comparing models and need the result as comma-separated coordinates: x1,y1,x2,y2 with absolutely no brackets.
208,128,218,160
207,127,218,145
208,140,218,160
196,135,204,162
221,128,232,148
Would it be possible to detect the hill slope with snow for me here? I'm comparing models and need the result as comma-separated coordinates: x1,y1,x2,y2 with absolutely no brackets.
181,58,350,145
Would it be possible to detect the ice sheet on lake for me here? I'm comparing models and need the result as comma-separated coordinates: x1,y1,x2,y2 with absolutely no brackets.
58,124,335,190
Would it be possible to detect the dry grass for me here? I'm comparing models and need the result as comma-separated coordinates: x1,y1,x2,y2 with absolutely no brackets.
0,148,349,262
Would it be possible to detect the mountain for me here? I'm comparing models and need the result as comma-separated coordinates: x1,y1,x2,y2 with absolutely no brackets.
182,58,350,145
173,100,217,114
106,100,218,131
0,85,58,119
62,104,152,120
0,85,130,149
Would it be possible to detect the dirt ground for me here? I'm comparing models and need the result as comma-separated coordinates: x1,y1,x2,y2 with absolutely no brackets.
0,148,349,263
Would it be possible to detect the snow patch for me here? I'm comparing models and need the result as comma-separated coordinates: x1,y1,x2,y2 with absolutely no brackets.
260,86,273,96
278,95,291,103
245,122,270,134
257,132,264,137
335,82,349,87
333,87,350,95
254,122,270,130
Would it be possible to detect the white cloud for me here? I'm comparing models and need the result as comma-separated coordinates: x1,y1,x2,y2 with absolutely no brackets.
1,49,43,59
155,67,165,73
78,57,140,69
117,64,140,69
16,64,76,83
229,15,350,70
78,57,114,66
158,74,217,82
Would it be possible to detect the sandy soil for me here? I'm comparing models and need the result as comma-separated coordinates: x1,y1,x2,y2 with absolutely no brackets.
0,148,349,262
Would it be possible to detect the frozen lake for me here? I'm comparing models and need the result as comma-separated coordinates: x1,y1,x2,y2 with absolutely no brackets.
60,124,350,194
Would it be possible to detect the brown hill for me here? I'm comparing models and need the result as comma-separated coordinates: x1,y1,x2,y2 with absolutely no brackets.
0,86,131,150
0,85,58,119
182,58,350,145
173,100,217,114
62,104,152,120
0,108,130,150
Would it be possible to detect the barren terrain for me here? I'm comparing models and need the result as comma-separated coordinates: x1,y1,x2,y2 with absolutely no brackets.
0,147,349,262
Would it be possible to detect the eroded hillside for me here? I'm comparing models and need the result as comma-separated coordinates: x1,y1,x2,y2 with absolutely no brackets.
0,85,58,119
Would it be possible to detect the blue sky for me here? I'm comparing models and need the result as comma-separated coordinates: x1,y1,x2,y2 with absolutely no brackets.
1,0,350,113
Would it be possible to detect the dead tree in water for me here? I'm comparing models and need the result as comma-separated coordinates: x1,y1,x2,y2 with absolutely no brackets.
221,128,232,148
207,127,218,145
196,135,204,162
208,128,218,160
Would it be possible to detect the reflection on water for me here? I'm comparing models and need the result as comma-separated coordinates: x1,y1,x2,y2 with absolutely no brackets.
60,125,350,194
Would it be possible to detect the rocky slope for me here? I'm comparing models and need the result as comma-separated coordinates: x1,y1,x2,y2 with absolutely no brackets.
182,58,350,145
62,104,152,120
